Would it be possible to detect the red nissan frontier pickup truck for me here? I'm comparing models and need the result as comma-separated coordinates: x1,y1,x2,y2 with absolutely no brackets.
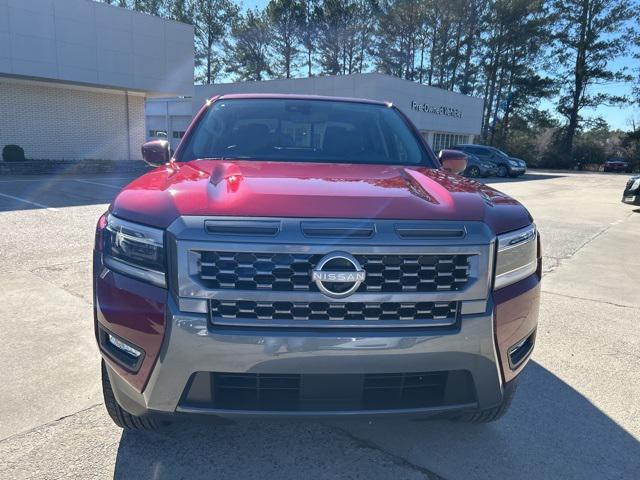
94,94,541,429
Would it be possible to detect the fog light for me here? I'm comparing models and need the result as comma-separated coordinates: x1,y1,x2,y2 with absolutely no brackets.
508,330,535,369
108,333,142,358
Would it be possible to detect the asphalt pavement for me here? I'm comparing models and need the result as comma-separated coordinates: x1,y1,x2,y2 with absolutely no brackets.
0,170,638,479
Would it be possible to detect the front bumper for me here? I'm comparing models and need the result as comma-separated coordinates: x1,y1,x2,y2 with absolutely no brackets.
96,268,540,419
95,217,540,419
108,295,500,417
622,187,640,205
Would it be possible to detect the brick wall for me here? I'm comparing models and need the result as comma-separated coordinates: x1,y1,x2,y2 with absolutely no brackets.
127,91,146,162
0,80,145,161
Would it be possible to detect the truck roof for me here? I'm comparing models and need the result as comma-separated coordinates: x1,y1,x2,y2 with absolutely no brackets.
214,93,390,106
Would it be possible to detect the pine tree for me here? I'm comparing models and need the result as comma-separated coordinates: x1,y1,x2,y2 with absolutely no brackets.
374,0,424,80
551,0,633,155
316,0,375,75
225,9,273,81
633,12,640,104
169,0,194,24
266,0,305,78
299,0,321,76
194,0,239,84
132,0,164,15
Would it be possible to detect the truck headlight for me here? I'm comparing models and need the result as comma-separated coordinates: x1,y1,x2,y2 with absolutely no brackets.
102,214,166,287
632,178,640,191
494,224,538,290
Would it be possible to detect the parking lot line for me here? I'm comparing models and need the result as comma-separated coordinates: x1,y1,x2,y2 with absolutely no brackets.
72,179,125,190
0,192,58,211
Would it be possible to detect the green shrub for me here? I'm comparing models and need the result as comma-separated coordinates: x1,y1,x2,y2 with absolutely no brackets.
572,142,607,166
539,148,572,169
2,145,26,162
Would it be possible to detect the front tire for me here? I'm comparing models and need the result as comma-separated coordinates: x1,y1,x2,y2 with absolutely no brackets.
497,165,508,177
450,378,518,423
102,360,158,430
467,166,481,178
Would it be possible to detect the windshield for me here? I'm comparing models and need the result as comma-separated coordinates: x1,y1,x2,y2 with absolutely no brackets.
178,98,432,166
490,147,510,159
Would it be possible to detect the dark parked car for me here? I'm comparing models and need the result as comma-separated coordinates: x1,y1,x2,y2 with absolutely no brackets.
452,144,526,177
622,176,640,205
604,158,632,173
440,150,498,178
465,152,499,178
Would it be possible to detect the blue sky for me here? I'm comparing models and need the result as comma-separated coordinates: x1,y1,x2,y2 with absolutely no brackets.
240,0,638,130
242,0,268,9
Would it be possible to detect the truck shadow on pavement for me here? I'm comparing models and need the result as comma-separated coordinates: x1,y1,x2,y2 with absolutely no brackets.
478,172,567,185
112,361,639,479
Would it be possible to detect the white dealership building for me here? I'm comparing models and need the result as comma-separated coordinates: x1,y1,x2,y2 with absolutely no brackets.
0,0,193,161
0,0,481,162
146,73,484,151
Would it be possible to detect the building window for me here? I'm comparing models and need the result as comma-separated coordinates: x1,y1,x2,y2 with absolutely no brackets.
172,131,186,139
432,133,468,153
149,130,167,138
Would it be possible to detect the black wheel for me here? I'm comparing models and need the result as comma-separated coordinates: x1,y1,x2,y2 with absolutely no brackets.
497,165,508,177
467,166,481,178
102,360,159,430
450,378,518,423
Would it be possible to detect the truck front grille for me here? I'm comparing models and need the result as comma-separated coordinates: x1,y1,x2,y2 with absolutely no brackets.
197,252,470,293
174,218,492,329
210,299,458,326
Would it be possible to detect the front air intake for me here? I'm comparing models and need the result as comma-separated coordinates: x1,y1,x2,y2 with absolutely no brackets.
301,221,375,238
204,220,280,236
179,371,476,412
395,224,466,239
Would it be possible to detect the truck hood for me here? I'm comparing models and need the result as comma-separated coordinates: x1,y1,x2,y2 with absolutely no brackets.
112,160,532,234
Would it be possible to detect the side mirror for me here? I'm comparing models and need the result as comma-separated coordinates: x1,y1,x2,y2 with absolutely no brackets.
439,149,467,174
141,140,171,167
